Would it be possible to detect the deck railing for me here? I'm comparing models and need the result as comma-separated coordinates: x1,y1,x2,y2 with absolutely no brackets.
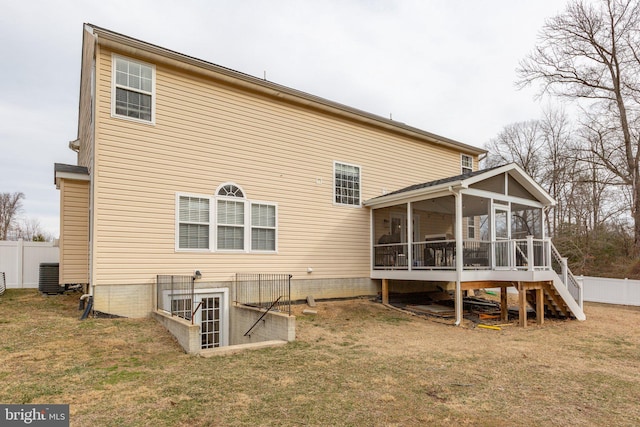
373,236,552,271
550,243,583,309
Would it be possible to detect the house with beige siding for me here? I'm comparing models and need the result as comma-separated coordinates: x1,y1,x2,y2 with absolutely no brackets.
55,24,584,351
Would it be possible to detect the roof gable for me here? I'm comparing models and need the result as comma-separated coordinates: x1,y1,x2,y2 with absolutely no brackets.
364,163,554,207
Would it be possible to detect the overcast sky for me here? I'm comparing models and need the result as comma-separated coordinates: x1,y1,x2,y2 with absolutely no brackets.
0,0,576,238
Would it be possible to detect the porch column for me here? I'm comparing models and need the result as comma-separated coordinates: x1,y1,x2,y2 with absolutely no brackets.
454,189,463,326
407,202,413,270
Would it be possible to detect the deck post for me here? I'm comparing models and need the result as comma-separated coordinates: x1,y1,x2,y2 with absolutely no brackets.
501,286,509,322
536,287,544,325
518,283,527,327
382,279,389,305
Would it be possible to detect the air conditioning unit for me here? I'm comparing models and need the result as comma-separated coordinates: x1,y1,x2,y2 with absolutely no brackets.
39,263,62,295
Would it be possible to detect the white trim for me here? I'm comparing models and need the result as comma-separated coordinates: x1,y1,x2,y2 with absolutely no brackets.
333,160,362,208
111,54,156,125
460,188,545,209
55,171,90,189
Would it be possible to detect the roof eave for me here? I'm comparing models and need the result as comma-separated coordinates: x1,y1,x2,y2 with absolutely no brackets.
364,181,465,207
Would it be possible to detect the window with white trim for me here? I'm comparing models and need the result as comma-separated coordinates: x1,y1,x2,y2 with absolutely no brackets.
461,154,473,174
178,196,210,249
113,55,154,122
251,203,276,251
176,185,277,253
334,162,361,206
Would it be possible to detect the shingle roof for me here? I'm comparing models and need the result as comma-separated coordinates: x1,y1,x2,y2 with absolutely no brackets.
369,164,505,200
54,163,89,184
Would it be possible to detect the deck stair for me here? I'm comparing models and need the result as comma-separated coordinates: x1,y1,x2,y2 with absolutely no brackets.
524,281,571,319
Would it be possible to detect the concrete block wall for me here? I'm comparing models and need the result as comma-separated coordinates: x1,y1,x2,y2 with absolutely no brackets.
152,311,200,353
94,283,154,318
289,277,379,301
230,305,295,345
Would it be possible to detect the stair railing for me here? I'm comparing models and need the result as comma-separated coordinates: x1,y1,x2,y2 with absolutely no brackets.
550,242,583,309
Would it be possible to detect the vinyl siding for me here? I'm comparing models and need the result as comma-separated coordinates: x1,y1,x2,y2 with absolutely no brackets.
59,179,89,284
91,46,470,288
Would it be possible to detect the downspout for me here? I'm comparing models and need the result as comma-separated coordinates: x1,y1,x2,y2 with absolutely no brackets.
449,186,464,326
88,29,98,302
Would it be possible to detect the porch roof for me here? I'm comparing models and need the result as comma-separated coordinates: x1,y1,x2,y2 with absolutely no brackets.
364,163,555,208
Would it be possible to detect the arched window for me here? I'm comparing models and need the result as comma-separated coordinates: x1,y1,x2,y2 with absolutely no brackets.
217,184,244,198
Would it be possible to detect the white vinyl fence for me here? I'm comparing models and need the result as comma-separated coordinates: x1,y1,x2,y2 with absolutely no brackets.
0,240,60,289
578,276,640,306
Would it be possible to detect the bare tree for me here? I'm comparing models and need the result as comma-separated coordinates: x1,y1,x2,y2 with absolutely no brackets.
16,217,52,242
517,0,640,255
485,108,576,236
485,120,545,181
0,192,24,240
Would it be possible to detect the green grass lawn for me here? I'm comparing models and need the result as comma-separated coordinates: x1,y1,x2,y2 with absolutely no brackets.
1,289,639,426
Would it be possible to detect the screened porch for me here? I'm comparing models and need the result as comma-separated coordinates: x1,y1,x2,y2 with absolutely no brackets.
371,195,549,273
364,164,585,326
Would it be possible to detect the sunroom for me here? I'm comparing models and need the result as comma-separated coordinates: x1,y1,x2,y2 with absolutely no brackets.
364,163,585,326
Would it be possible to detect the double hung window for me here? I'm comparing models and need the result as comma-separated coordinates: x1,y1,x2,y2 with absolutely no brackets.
112,55,154,123
461,155,473,174
178,196,210,250
217,199,245,250
251,203,276,251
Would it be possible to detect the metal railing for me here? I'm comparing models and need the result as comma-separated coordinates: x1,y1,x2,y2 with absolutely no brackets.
235,273,292,316
156,275,195,322
373,243,408,269
412,240,455,269
0,272,5,295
